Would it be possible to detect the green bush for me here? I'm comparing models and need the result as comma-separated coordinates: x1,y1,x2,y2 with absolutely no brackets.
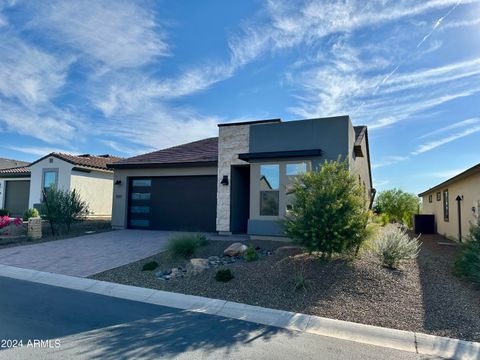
374,225,421,269
166,233,208,258
215,268,234,282
454,221,480,284
142,261,159,271
41,187,89,235
283,159,369,258
23,208,39,221
374,189,420,229
0,209,9,217
244,246,259,262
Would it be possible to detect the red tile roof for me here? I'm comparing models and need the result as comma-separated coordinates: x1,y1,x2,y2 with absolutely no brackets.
0,166,30,176
29,153,123,171
110,137,219,169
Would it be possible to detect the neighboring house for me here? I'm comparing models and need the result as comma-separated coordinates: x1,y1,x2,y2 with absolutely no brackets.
419,162,480,241
0,157,29,170
0,153,122,217
109,116,373,239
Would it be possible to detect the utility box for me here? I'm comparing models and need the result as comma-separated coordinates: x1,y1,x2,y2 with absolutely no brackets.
414,214,435,234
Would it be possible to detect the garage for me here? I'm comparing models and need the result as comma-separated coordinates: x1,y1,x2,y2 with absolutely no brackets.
4,180,30,216
127,176,217,232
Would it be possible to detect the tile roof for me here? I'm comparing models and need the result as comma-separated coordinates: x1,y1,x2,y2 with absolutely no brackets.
30,153,123,171
0,158,29,170
110,137,219,168
0,166,31,176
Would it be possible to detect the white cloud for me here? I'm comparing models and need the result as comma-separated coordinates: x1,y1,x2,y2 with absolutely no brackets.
416,169,465,178
418,118,480,139
0,34,73,106
29,0,169,68
412,125,480,154
5,145,76,157
372,156,409,169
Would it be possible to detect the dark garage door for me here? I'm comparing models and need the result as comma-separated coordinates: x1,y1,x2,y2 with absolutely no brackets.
128,176,217,232
5,180,30,217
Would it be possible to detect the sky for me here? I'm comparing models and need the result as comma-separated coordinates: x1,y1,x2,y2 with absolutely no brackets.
0,0,479,195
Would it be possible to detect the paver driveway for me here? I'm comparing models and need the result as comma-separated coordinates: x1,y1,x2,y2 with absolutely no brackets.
0,230,171,277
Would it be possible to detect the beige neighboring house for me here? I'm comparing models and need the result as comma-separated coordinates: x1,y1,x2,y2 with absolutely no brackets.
419,163,480,241
0,153,122,217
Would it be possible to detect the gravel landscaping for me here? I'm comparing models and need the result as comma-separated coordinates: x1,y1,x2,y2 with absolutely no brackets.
0,220,112,249
90,233,480,342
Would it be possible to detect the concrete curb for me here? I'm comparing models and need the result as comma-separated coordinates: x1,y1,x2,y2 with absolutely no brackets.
1,265,479,360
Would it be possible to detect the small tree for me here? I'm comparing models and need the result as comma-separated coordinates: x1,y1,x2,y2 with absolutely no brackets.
454,219,480,284
375,189,420,228
283,159,369,258
42,187,89,235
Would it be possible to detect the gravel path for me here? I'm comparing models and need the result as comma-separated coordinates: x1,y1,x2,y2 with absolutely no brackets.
91,235,480,341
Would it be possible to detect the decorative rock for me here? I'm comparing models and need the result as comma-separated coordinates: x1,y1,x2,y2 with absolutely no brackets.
276,245,304,255
187,258,210,275
27,217,42,239
223,243,248,257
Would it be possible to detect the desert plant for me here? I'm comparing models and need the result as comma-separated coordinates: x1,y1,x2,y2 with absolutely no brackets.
142,261,159,271
374,225,421,269
244,246,259,262
375,189,420,229
293,270,309,292
166,233,208,258
23,208,39,221
215,268,234,282
283,159,369,259
41,187,89,236
0,209,9,217
454,220,480,284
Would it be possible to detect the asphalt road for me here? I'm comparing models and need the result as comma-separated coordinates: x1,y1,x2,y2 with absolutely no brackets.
0,276,441,360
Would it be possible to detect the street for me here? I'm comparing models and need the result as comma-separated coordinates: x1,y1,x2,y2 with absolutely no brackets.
0,276,440,360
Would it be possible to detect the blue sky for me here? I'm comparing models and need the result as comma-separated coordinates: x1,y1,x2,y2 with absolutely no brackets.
0,0,479,195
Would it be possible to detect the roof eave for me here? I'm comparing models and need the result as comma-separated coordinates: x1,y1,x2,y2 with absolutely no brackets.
418,163,480,197
108,160,218,170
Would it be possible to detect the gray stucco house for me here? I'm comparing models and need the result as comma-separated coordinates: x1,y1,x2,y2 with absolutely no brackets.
109,116,373,239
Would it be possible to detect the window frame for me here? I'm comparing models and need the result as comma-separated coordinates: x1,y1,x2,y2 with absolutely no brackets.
428,194,432,203
42,168,59,191
436,192,441,201
259,164,280,216
443,189,449,222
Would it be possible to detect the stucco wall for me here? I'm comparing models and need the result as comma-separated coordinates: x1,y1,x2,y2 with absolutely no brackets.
111,166,218,229
71,170,114,217
422,172,480,241
216,124,250,233
350,127,372,205
29,156,73,208
0,177,30,209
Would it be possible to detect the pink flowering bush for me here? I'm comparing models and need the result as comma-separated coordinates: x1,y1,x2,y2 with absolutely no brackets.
0,216,23,236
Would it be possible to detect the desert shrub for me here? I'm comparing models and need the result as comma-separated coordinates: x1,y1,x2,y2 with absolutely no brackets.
294,271,309,292
215,268,234,282
23,208,39,221
244,246,259,262
0,209,9,216
166,233,208,258
375,189,419,229
374,225,421,269
142,261,159,271
41,187,89,235
283,159,369,258
454,221,480,284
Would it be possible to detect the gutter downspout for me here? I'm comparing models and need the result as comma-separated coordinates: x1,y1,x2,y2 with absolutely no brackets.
456,195,463,242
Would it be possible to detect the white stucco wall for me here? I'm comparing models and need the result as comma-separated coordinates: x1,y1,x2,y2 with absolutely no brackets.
71,170,114,217
216,124,250,233
28,156,74,208
111,166,218,229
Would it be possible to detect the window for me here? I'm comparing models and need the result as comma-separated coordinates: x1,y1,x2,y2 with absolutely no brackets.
443,189,449,222
436,192,441,201
428,194,432,203
129,219,149,227
43,170,58,190
286,162,311,212
260,164,279,216
131,192,151,200
130,206,150,214
132,179,151,187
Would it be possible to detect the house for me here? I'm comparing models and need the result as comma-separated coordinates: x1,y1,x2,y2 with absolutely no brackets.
0,153,122,217
419,162,480,241
109,116,373,239
0,157,29,170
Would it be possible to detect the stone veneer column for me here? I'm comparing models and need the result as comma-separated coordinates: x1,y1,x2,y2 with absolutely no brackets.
216,124,250,234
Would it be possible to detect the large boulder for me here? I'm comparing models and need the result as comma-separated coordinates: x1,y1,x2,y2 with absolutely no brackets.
223,242,248,257
187,258,210,275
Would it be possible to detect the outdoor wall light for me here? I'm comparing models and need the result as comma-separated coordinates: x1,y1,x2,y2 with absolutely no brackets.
220,175,229,186
115,180,122,185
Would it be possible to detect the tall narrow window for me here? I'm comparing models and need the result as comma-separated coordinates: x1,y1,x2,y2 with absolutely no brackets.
43,170,58,191
260,164,279,216
443,189,449,222
428,194,432,203
286,162,311,212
